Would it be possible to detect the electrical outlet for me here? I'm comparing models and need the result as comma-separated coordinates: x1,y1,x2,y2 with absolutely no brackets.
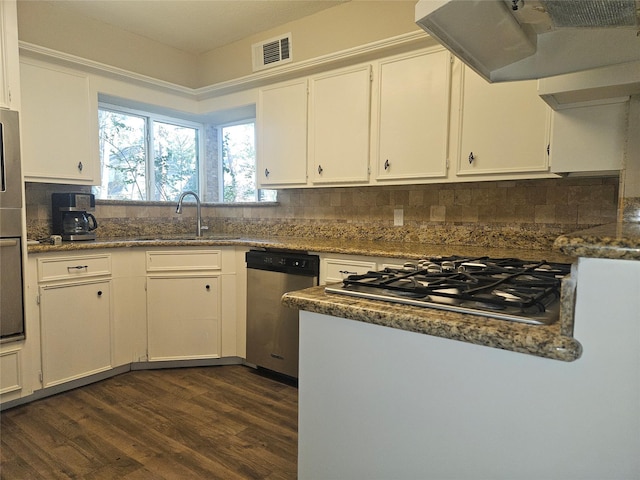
394,207,404,226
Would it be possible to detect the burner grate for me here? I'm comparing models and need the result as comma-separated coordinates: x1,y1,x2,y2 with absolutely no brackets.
327,256,572,325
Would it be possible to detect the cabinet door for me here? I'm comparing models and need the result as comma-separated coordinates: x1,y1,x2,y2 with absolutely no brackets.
0,0,20,110
374,48,450,182
147,275,220,361
20,59,99,184
309,64,371,184
453,64,551,176
550,101,626,174
40,280,112,388
257,78,308,187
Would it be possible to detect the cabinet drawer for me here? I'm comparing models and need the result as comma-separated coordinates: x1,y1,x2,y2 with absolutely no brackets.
0,348,22,395
38,254,111,282
322,258,377,285
146,250,221,272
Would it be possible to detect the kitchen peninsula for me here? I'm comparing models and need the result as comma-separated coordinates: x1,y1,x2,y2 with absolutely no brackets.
282,222,640,480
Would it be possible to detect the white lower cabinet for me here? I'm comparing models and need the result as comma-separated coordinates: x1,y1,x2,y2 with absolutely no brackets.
35,253,113,388
39,279,112,388
145,249,223,362
11,247,241,407
321,257,377,285
147,275,220,361
0,346,22,396
319,253,405,285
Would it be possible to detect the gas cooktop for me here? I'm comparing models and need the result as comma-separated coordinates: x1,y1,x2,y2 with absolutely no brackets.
324,256,572,325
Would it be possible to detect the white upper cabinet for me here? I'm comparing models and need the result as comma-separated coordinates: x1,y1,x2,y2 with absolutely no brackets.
20,59,100,184
257,78,308,187
0,0,20,110
549,101,626,174
451,62,552,178
308,64,371,185
373,48,451,183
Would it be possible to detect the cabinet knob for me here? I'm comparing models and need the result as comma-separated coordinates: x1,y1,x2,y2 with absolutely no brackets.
264,168,270,178
468,152,475,164
78,161,83,172
205,284,210,290
317,165,323,175
384,159,390,170
97,290,103,297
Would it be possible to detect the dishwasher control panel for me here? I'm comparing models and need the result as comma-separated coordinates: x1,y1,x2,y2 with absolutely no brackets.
246,250,319,276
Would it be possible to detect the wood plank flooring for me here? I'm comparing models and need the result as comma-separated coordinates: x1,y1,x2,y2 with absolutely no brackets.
0,365,298,479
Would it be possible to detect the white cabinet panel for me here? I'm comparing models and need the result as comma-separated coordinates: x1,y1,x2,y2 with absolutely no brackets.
146,250,221,271
40,280,112,387
257,78,308,187
0,0,20,110
0,347,22,395
550,101,626,174
147,275,221,361
321,257,377,285
452,63,551,176
309,64,371,184
374,48,450,182
37,254,111,282
20,59,99,184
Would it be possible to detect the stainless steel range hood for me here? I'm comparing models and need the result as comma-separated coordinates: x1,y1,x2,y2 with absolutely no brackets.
415,0,640,83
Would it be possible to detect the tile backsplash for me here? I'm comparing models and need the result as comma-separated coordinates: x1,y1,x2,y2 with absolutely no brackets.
26,176,619,250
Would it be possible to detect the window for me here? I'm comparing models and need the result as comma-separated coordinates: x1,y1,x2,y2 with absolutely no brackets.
95,104,274,203
96,106,200,202
221,121,276,202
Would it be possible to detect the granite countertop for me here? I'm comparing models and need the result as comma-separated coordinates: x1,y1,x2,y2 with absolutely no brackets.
282,285,582,362
554,222,640,260
27,233,576,263
28,232,584,362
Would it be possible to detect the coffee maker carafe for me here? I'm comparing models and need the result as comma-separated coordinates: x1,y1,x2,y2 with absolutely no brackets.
52,193,98,241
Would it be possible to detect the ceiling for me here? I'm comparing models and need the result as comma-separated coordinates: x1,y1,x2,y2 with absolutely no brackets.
27,0,350,55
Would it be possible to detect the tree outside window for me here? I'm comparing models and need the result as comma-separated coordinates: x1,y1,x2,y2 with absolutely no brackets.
221,122,276,202
96,105,274,203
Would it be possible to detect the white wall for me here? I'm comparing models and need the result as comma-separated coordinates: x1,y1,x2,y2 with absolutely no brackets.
298,257,640,479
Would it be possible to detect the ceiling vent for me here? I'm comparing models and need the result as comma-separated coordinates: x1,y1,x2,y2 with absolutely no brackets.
252,34,292,72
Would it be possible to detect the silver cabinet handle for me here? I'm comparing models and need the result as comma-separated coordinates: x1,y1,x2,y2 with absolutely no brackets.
67,265,88,271
339,270,357,275
0,239,18,247
468,152,475,164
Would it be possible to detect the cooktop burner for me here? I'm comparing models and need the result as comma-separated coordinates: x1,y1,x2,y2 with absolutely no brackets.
324,256,572,325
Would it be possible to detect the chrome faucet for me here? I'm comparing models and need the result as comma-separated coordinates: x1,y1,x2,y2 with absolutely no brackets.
176,191,208,237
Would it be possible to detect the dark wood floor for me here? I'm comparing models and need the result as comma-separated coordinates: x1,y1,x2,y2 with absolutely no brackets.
0,365,298,479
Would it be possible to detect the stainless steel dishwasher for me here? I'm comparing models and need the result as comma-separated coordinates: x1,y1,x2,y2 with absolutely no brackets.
246,250,319,379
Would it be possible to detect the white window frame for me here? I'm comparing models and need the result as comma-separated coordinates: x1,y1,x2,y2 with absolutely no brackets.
98,102,204,202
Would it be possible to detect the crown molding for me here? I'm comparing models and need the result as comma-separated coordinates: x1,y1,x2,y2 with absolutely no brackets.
18,42,196,98
194,30,436,100
19,30,434,101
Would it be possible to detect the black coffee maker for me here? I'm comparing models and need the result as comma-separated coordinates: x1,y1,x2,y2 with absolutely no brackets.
52,193,98,241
